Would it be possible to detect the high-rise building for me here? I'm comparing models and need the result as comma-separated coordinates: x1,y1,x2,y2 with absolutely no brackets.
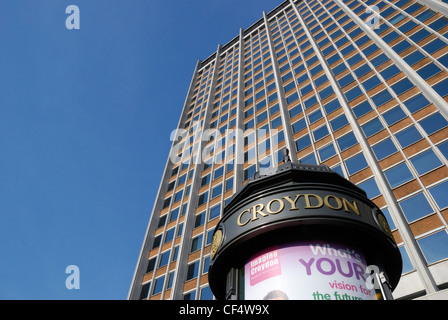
128,0,448,300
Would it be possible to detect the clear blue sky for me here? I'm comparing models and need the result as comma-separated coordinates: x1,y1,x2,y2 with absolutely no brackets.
0,0,282,300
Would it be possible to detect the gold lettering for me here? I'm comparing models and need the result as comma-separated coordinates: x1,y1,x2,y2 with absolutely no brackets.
266,198,285,214
252,204,267,221
237,209,251,226
282,195,302,211
304,194,323,209
342,198,360,215
324,195,343,210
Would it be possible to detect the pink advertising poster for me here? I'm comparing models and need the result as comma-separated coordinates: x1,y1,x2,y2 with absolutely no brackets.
244,242,376,300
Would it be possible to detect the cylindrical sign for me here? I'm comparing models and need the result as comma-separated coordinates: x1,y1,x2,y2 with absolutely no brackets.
244,241,376,300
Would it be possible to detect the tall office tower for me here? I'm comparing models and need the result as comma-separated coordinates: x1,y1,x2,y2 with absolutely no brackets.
129,0,448,300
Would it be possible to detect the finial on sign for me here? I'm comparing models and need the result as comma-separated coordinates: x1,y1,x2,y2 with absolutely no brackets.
282,148,291,163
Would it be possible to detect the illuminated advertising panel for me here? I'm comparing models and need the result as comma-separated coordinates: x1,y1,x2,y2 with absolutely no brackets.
244,242,376,300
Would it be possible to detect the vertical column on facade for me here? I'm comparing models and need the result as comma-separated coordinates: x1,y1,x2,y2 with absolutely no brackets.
127,60,202,300
171,45,223,300
289,0,439,295
416,0,448,17
234,28,246,192
263,10,299,164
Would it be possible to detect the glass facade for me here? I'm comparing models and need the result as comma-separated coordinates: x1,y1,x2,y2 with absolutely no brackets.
129,0,448,300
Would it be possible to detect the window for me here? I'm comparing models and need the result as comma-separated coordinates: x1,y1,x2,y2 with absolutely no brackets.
225,177,233,192
404,50,426,65
422,38,447,54
159,250,170,268
353,101,372,118
391,78,413,96
324,99,341,114
437,140,448,159
153,276,165,295
244,165,256,180
271,116,282,128
362,75,381,91
152,235,161,249
300,153,317,164
200,286,213,300
164,228,175,244
418,231,448,264
197,192,208,206
417,63,442,80
174,190,183,203
399,193,434,223
416,9,436,23
194,212,205,228
392,40,412,54
403,93,430,113
209,204,221,220
186,261,199,281
344,86,363,102
383,106,406,126
167,271,175,290
371,90,394,107
419,113,448,135
296,135,312,151
140,283,150,299
313,125,329,141
385,163,414,188
214,166,224,180
318,144,337,161
183,290,196,300
372,138,398,160
292,118,307,133
308,109,323,123
337,132,357,151
345,153,368,175
399,246,415,274
203,256,210,273
304,96,318,109
380,65,400,80
191,235,203,253
146,258,156,274
362,118,384,137
358,178,381,199
330,114,349,131
212,184,222,199
429,180,448,210
410,149,443,175
395,126,423,148
433,79,448,97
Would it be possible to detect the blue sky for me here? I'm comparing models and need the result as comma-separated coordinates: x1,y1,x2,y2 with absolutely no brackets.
0,0,282,300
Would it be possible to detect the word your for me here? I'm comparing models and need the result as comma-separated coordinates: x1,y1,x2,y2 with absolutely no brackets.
299,256,366,280
170,122,281,166
66,5,80,30
65,265,80,290
237,194,360,227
